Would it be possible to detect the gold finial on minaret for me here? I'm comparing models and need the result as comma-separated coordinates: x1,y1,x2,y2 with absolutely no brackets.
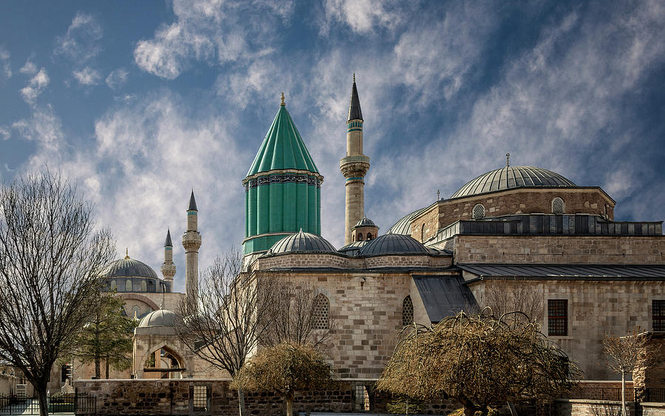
506,153,510,168
125,248,129,259
280,92,285,106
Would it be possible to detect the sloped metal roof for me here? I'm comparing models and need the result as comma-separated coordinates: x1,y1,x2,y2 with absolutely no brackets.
188,191,198,211
413,275,478,323
268,230,336,255
451,166,576,199
458,264,665,279
164,229,173,247
247,103,319,176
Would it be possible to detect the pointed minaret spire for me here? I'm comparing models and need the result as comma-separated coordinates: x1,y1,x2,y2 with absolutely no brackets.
281,92,285,106
341,74,370,244
348,73,363,122
161,229,175,284
188,190,198,212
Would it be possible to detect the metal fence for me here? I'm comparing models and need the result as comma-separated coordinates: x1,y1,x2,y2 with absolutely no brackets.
0,392,95,415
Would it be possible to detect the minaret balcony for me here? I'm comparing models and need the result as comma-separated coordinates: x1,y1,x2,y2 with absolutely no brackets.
340,155,370,178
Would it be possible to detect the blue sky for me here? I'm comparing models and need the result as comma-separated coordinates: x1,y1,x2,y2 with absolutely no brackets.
1,0,664,292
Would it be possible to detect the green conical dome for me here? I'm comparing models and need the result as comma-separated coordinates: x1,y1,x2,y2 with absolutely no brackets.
243,99,323,256
247,104,319,176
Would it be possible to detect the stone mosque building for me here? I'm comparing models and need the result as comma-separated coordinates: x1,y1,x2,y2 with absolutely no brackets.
73,77,663,389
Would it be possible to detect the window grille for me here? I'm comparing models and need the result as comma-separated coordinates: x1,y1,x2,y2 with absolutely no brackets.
354,385,370,411
472,204,485,219
141,280,147,292
548,299,568,336
312,294,330,330
654,300,665,331
125,280,132,292
403,296,414,326
192,385,208,412
552,197,565,214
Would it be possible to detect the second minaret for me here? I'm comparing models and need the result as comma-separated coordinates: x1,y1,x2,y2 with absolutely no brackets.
340,75,370,245
182,191,201,308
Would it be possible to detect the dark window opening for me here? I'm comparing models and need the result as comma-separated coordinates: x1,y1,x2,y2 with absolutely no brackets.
654,300,665,331
548,299,568,336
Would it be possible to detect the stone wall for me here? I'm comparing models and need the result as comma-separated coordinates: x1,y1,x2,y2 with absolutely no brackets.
252,252,452,271
643,403,665,416
74,379,353,415
454,235,665,265
470,279,665,379
554,399,635,416
412,188,615,242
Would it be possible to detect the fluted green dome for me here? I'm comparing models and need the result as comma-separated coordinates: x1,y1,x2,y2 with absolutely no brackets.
247,104,319,176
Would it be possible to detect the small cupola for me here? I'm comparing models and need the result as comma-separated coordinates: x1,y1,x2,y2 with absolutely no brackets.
352,217,379,242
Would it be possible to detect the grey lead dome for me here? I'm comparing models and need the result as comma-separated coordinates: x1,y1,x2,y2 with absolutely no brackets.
138,309,177,328
103,258,158,279
451,166,576,199
359,234,429,256
268,230,337,255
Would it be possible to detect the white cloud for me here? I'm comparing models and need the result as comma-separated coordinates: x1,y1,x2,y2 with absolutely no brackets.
54,12,103,63
12,105,64,156
134,0,294,79
20,68,50,105
0,126,10,141
72,66,101,86
320,0,404,35
0,47,10,79
105,68,129,90
19,59,37,75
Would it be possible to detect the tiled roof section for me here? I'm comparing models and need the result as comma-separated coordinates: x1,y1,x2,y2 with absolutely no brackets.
413,276,478,323
138,309,177,327
458,264,665,279
386,207,429,235
359,234,430,256
164,229,173,247
103,258,159,279
451,166,576,199
348,77,363,121
247,104,319,176
268,230,336,255
188,191,198,211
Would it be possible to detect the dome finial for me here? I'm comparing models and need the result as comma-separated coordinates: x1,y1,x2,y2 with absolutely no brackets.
280,92,285,106
353,72,356,83
125,248,130,259
506,153,510,168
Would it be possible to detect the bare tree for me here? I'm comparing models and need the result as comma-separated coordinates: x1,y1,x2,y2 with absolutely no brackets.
175,249,274,416
0,171,115,416
481,282,543,322
233,342,334,416
260,283,335,349
604,330,659,416
377,309,581,416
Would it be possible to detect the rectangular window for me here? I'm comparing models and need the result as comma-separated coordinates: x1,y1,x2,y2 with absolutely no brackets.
548,299,568,336
654,300,665,331
192,385,208,412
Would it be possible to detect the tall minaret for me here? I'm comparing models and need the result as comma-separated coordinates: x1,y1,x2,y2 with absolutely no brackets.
182,191,201,306
340,74,370,245
161,229,176,287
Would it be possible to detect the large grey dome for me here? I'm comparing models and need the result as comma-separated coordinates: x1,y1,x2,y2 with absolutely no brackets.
386,207,428,236
359,234,429,256
138,309,177,328
103,257,158,279
268,230,336,255
451,166,575,199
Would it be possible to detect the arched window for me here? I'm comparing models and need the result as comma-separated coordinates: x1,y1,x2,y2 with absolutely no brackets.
110,280,117,291
312,294,330,330
552,197,565,214
421,223,426,242
367,232,372,240
472,204,486,219
141,280,147,292
402,296,414,326
358,233,363,241
125,279,133,292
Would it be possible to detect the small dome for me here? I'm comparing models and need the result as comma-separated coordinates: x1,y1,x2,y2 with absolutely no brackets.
138,309,177,328
354,217,377,228
386,207,428,236
268,230,336,255
338,240,368,256
451,166,575,199
103,257,158,279
359,234,430,256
